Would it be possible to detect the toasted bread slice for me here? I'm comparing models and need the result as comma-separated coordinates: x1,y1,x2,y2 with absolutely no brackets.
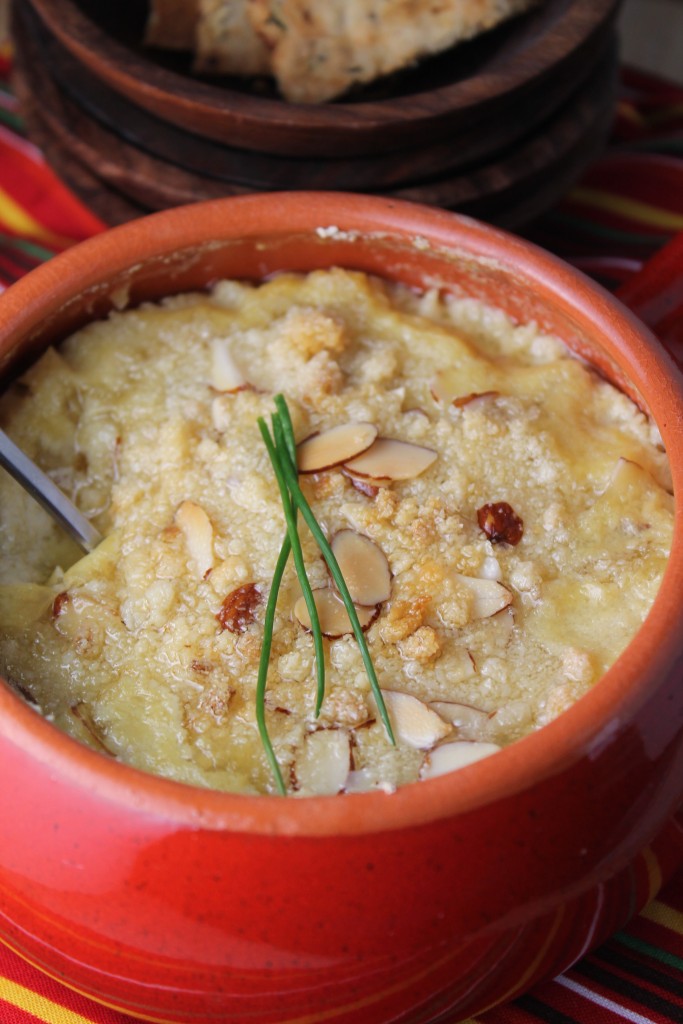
194,0,271,75
249,0,541,103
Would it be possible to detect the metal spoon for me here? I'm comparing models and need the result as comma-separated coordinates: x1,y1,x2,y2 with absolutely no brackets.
0,428,102,553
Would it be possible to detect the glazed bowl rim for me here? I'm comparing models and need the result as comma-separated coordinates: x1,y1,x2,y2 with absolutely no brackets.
0,191,681,837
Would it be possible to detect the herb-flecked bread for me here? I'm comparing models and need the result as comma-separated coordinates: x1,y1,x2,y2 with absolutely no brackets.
249,0,542,103
194,0,271,76
145,0,542,103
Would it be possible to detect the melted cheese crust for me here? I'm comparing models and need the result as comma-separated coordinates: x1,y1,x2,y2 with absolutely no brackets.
0,270,673,794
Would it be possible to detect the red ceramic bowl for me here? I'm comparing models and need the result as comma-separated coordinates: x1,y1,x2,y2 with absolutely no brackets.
0,194,681,1024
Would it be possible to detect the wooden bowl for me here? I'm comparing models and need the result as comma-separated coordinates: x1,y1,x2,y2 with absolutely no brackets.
0,192,682,1024
18,0,608,192
24,0,622,157
12,1,618,231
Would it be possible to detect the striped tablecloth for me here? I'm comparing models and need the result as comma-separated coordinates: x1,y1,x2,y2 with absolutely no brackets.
1,37,682,1024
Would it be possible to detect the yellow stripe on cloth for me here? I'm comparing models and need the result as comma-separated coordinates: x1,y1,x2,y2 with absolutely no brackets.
0,978,99,1024
642,845,664,904
616,99,683,128
639,898,683,936
568,187,683,231
616,100,645,125
0,186,75,249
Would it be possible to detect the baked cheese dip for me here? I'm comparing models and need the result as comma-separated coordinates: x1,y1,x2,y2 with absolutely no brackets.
0,269,674,795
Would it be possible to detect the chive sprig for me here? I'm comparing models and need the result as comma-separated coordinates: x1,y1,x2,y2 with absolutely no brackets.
256,394,395,795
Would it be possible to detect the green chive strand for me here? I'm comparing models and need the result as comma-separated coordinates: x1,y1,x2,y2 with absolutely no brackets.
255,533,290,796
259,418,326,715
275,432,395,746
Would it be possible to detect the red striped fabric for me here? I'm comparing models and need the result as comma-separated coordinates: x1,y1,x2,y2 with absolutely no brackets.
1,39,683,1024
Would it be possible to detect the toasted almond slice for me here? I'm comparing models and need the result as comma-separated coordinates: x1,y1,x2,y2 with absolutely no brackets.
380,690,452,749
330,530,391,606
343,438,437,481
341,467,381,497
297,422,378,473
454,573,512,620
420,741,501,779
294,729,351,796
210,338,247,392
175,500,214,578
294,588,378,637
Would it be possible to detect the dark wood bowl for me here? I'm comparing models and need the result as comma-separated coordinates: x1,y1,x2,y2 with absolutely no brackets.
17,0,612,193
12,1,618,233
25,0,621,158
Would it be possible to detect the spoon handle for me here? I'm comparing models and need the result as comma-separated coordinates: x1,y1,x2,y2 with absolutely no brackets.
0,428,102,553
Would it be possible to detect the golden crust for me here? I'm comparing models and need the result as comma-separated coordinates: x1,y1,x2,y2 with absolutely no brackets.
145,0,543,101
248,0,542,103
194,0,271,75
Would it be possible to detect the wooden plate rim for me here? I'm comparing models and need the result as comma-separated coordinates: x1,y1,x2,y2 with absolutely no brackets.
25,0,621,147
16,0,615,189
12,23,618,232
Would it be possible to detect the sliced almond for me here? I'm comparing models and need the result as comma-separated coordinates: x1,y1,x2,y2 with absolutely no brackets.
603,457,674,511
330,530,391,606
453,391,500,408
175,500,214,578
454,574,512,620
343,438,437,481
69,702,115,756
430,368,496,405
210,337,247,392
343,768,376,794
294,729,351,796
380,690,452,749
297,422,378,474
341,467,381,498
429,701,493,740
294,588,378,638
479,555,502,581
420,741,501,779
605,456,649,494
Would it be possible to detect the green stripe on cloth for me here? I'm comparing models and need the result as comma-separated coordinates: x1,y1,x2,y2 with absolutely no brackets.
0,106,23,134
593,945,683,999
574,959,683,1018
616,933,683,974
0,232,56,262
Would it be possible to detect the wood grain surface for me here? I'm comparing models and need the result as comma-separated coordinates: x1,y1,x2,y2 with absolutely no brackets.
18,0,615,192
24,0,622,157
11,0,618,232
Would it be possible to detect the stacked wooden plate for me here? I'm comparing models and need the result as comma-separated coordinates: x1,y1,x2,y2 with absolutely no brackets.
13,0,622,228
